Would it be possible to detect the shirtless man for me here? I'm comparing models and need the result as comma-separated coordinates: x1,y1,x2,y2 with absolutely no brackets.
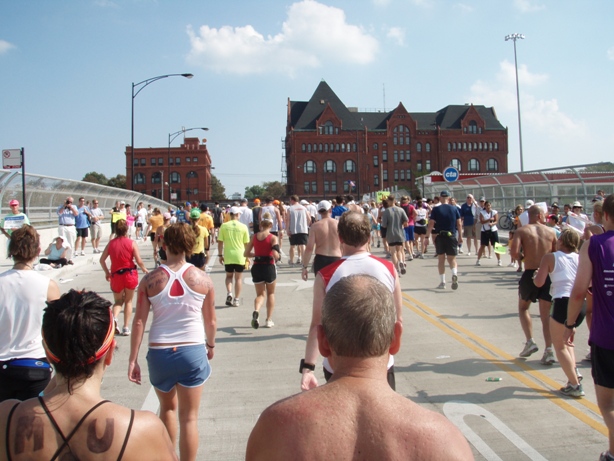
247,275,473,461
511,205,557,363
301,200,341,280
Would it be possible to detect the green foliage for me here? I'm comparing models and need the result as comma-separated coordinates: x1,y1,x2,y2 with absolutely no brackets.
211,174,226,201
107,174,127,189
580,162,614,172
82,172,127,189
244,184,266,200
262,181,286,199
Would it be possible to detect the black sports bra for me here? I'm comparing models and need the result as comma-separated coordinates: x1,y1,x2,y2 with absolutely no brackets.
6,397,134,461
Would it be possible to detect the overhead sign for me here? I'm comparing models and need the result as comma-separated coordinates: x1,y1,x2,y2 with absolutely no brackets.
2,149,22,169
443,166,459,183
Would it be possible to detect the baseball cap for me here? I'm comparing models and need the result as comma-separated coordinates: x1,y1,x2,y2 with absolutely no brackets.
9,199,19,206
300,199,309,205
229,206,241,215
525,200,534,207
185,202,191,206
273,200,280,205
163,212,171,220
551,202,559,208
190,209,201,219
479,197,486,201
317,200,332,211
572,201,582,208
440,190,450,197
254,198,261,204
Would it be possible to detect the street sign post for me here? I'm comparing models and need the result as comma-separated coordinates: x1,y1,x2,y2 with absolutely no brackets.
2,148,26,214
443,166,460,183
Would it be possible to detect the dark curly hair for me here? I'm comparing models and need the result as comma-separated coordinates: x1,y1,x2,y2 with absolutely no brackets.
42,290,113,393
8,224,40,263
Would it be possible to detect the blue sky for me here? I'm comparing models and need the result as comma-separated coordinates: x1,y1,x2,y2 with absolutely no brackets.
1,0,613,197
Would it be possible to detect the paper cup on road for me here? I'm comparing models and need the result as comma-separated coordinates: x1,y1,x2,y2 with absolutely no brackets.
494,242,508,255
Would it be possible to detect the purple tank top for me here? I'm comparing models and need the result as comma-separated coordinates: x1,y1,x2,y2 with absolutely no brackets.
588,230,614,350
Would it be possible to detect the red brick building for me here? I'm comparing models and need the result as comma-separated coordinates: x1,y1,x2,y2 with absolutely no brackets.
125,137,213,203
286,81,508,200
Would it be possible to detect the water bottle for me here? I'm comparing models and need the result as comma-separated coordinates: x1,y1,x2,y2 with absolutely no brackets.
486,377,502,382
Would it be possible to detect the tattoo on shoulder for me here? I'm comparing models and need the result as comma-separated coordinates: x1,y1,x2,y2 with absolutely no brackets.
15,415,44,454
87,418,114,453
183,268,213,289
146,270,168,291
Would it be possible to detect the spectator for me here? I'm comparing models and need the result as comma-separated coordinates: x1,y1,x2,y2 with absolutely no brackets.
40,236,69,268
75,197,92,256
1,199,29,241
57,196,78,264
89,199,104,253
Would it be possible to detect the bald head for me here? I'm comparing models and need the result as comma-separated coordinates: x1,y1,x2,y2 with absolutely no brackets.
528,204,544,223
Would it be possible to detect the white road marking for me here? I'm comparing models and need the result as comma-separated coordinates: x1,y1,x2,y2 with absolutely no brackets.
443,401,547,461
141,384,160,414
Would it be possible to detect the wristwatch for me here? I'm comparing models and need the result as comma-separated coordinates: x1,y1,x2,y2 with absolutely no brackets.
564,321,575,330
299,358,315,373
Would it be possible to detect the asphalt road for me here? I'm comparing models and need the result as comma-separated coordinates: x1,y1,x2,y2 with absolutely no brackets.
15,235,606,461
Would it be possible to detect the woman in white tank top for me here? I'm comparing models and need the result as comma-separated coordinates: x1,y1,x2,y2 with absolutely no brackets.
534,229,584,397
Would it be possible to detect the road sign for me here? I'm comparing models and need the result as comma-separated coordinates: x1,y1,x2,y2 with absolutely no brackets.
2,149,22,169
443,166,459,182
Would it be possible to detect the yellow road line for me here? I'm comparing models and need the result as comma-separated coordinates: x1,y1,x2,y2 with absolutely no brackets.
402,292,607,436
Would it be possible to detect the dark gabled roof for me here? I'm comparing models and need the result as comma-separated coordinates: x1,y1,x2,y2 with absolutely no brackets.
289,82,505,132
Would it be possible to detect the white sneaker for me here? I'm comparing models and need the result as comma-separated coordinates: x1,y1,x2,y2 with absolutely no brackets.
265,319,275,328
232,298,240,307
81,251,85,256
497,260,502,266
475,260,481,266
519,339,539,357
508,262,516,267
459,248,464,254
466,252,471,256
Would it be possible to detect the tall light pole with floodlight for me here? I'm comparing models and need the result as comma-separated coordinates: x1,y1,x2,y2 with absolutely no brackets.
130,73,193,191
167,127,209,202
505,33,525,172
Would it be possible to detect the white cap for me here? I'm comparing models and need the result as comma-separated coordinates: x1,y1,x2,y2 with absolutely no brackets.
229,206,242,215
317,200,332,211
300,199,309,205
525,200,535,207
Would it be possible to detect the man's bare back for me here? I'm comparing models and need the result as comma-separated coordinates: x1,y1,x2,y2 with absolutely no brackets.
512,223,557,270
308,217,342,257
246,377,473,461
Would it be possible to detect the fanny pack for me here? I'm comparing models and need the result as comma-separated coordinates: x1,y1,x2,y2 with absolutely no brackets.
114,266,136,275
417,219,427,225
439,231,453,237
254,256,273,263
1,358,51,369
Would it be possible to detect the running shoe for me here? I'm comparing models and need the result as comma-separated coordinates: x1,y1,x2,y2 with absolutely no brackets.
541,349,556,365
251,311,260,329
377,241,381,248
437,282,446,290
600,451,614,461
225,294,233,306
122,327,131,336
451,275,458,290
519,339,538,357
508,262,516,267
458,248,464,254
114,318,121,336
560,382,585,398
400,262,407,275
232,298,240,307
475,260,481,266
466,252,471,256
497,260,502,266
418,254,425,259
575,367,583,382
265,319,275,328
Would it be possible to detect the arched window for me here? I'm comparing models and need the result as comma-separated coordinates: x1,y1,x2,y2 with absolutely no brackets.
426,142,431,152
416,142,422,152
323,121,334,135
170,172,180,184
324,144,329,153
494,142,499,151
487,158,498,172
134,173,145,184
343,160,356,173
324,160,336,173
152,172,161,184
304,160,316,174
451,159,462,171
319,143,323,152
447,143,451,152
301,143,306,152
307,144,312,153
341,143,346,153
468,159,480,172
469,120,478,134
335,143,340,152
393,125,410,146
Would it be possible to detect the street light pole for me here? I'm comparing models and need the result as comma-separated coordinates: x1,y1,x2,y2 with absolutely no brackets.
160,170,164,202
167,127,209,203
130,73,193,191
505,33,525,172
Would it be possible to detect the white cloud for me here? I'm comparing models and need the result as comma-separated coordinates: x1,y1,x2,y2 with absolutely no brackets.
386,27,405,46
608,46,614,61
186,0,379,76
0,40,15,55
513,0,545,13
469,60,582,138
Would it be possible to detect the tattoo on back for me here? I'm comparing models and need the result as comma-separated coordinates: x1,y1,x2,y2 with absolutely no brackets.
87,418,114,453
15,415,44,454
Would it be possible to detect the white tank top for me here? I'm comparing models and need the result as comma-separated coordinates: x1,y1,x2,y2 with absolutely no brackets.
261,205,279,232
0,270,51,360
550,251,579,299
148,263,207,344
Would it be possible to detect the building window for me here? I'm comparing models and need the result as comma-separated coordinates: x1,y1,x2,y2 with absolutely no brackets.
192,188,199,195
451,158,462,171
324,121,334,135
324,160,336,173
447,142,451,152
343,182,350,193
133,158,139,166
487,158,499,172
463,143,467,151
426,160,431,172
307,144,312,153
468,143,472,152
406,169,411,180
169,157,174,165
468,158,480,171
152,172,162,184
331,181,337,192
373,143,378,151
175,157,181,165
394,170,399,181
417,162,423,172
186,157,191,163
319,143,323,152
313,144,317,152
426,142,431,153
382,151,388,162
304,160,316,174
343,160,356,173
406,151,411,162
158,158,164,165
134,173,145,184
383,170,388,181
374,174,379,186
393,151,398,163
170,172,180,183
193,157,198,163
324,181,330,193
469,120,478,134
302,144,306,152
335,143,340,152
140,158,146,166
399,151,404,161
489,143,493,151
324,144,329,153
151,158,156,165
373,155,378,167
416,143,422,152
330,143,334,152
311,181,317,193
304,182,310,194
495,142,499,151
341,143,346,153
393,125,410,146
400,170,405,181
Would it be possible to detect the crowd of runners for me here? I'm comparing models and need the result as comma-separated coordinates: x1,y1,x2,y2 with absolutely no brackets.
1,189,613,461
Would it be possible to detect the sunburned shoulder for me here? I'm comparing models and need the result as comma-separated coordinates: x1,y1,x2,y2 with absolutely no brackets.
182,266,213,292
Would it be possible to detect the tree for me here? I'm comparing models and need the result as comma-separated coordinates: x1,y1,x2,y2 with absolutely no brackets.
107,174,127,189
211,174,226,201
83,172,108,184
579,162,614,172
244,184,266,200
262,181,286,199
